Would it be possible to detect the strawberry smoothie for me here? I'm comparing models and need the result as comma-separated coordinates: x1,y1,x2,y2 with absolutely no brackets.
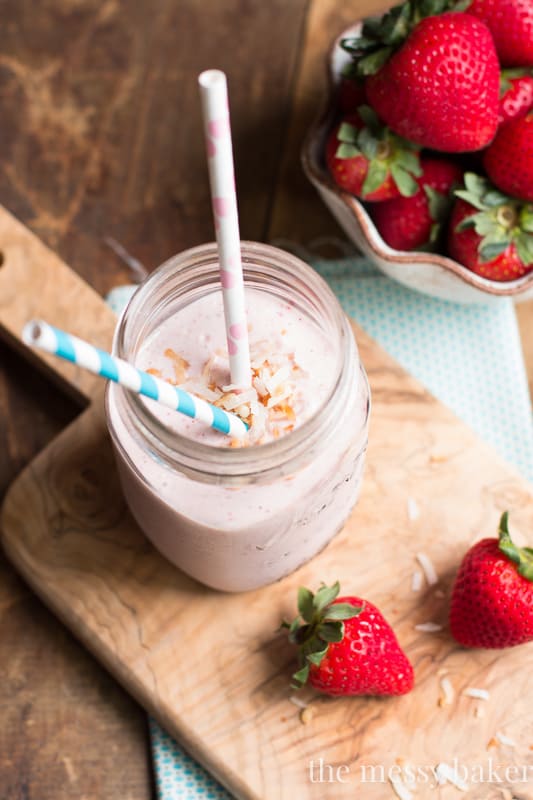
106,243,370,592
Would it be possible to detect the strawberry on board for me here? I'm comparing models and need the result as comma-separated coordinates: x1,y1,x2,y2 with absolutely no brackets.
371,157,463,251
448,172,533,280
465,0,533,67
498,69,533,124
326,106,422,201
483,111,533,202
450,512,533,648
342,1,500,152
282,581,414,696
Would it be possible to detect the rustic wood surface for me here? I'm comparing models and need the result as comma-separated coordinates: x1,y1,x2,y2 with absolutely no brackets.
1,0,532,799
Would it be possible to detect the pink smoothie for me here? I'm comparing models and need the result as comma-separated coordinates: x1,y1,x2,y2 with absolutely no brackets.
107,285,369,591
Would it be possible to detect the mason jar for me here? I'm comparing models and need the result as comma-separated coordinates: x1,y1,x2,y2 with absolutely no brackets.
105,242,370,592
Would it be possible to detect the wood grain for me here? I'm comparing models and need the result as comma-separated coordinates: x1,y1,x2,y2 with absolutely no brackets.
0,205,117,401
0,0,309,797
3,319,533,800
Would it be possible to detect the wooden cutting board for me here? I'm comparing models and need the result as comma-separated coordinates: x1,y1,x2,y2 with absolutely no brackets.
1,205,533,800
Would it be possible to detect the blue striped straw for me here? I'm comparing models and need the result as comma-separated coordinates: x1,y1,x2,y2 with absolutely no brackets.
22,320,248,439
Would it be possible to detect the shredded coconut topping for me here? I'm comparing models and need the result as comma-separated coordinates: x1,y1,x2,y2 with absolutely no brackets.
153,342,307,444
439,676,455,706
464,687,490,701
415,622,443,633
435,762,469,791
389,776,414,800
416,552,439,586
496,731,517,748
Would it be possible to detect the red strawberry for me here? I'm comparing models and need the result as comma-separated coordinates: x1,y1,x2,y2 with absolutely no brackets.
483,112,533,202
326,106,422,201
371,157,463,251
349,11,500,152
448,173,533,280
465,0,533,67
337,64,367,113
499,69,533,124
282,581,414,696
450,512,533,648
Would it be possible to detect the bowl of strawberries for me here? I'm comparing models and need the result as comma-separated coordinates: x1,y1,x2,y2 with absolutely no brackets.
302,0,533,303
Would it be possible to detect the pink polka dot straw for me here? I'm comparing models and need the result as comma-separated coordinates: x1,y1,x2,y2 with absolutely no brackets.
198,70,252,389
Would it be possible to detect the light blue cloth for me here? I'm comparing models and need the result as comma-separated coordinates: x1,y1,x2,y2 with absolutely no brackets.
112,257,533,799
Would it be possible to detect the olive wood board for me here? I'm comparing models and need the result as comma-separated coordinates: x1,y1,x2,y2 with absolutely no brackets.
1,205,533,800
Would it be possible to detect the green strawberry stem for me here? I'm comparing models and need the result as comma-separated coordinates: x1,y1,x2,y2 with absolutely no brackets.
336,106,422,197
281,581,362,688
455,173,533,265
498,512,533,581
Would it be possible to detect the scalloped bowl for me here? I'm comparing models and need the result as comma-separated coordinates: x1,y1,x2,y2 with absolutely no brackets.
302,24,533,304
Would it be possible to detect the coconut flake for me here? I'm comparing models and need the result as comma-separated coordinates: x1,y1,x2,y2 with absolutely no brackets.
463,688,490,701
435,762,468,791
181,381,221,403
389,776,413,800
415,622,443,633
439,676,455,706
289,695,308,709
407,497,420,521
267,389,293,408
411,570,423,592
416,552,438,586
264,365,291,393
496,731,517,747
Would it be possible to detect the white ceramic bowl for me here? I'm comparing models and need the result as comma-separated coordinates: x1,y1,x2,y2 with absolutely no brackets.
302,24,533,304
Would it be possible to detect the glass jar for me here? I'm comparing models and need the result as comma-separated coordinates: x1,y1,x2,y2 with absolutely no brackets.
105,242,370,592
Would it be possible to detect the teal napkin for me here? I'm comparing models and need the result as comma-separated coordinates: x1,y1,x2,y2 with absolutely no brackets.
110,257,533,799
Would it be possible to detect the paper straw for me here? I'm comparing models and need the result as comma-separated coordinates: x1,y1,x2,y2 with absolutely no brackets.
22,320,248,439
198,69,251,388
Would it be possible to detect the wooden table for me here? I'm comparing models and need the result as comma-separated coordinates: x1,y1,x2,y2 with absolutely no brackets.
1,2,531,798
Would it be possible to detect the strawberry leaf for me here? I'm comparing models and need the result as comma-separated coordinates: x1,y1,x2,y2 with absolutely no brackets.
381,1,411,45
313,581,340,612
297,587,315,623
419,0,451,14
455,189,488,211
356,104,380,131
358,47,393,76
336,143,362,159
470,212,499,236
317,621,345,642
394,148,422,177
520,207,533,233
362,159,389,196
483,189,511,208
324,602,363,621
357,127,379,159
464,172,488,196
337,122,359,144
516,234,533,266
341,61,359,79
292,664,310,687
390,163,418,197
429,223,440,244
424,186,449,222
307,649,328,666
479,239,509,262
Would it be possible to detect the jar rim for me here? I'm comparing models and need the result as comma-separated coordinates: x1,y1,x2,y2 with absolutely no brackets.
108,241,361,479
